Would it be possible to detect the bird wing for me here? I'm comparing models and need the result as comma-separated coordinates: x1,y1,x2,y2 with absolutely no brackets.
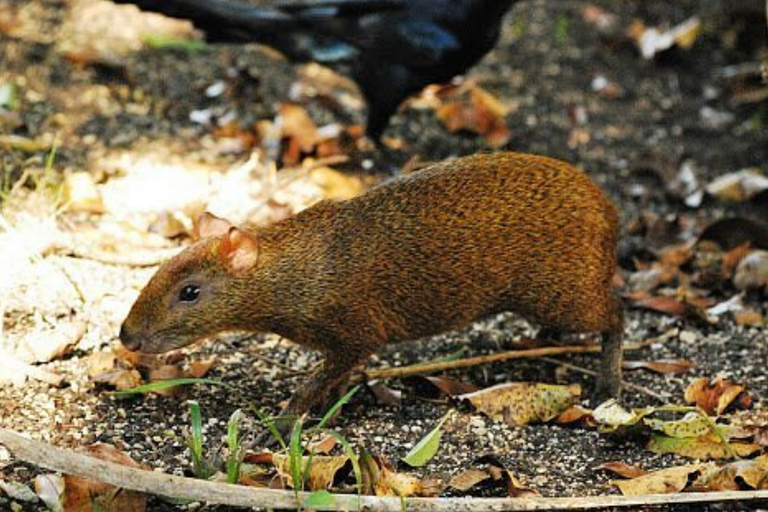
275,0,406,15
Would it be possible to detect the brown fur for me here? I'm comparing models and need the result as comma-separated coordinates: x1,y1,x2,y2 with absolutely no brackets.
120,152,623,415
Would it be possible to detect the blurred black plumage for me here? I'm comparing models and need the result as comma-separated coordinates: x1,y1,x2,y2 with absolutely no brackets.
110,0,518,139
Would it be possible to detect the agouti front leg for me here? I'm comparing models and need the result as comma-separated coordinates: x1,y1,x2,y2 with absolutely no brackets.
257,346,373,446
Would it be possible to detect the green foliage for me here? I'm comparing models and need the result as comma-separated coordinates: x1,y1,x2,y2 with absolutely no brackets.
112,378,224,397
226,409,245,484
186,400,209,479
401,412,450,467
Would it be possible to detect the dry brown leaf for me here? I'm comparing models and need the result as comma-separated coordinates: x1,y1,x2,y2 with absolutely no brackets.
308,435,338,455
404,375,479,399
272,454,351,491
447,469,491,492
459,382,580,426
705,168,768,202
147,365,185,397
277,103,318,164
367,380,402,407
721,243,753,277
436,85,511,147
733,250,768,291
188,357,217,379
684,377,753,415
733,309,764,327
61,172,104,213
623,359,693,374
64,444,147,512
691,455,768,491
596,462,648,479
359,454,442,497
309,167,367,200
488,466,538,498
555,405,595,426
611,463,712,495
374,466,443,497
630,295,687,316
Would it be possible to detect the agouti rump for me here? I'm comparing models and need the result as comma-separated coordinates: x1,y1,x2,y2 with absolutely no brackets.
120,152,623,418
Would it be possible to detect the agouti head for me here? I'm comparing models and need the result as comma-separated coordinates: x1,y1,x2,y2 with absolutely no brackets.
120,213,262,353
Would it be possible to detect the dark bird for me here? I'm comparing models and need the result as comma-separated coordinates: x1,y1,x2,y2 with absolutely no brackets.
110,0,518,139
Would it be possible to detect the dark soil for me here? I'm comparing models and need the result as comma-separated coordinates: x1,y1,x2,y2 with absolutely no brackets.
1,0,767,511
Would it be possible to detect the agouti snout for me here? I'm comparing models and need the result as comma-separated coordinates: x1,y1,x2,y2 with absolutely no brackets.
121,152,623,417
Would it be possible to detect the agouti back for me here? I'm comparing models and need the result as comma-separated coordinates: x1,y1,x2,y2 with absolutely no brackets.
120,152,623,417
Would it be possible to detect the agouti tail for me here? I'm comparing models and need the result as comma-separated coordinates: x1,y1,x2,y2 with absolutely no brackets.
120,152,623,417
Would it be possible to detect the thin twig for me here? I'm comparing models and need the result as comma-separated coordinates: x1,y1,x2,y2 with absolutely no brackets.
361,345,600,381
3,428,768,511
538,357,669,401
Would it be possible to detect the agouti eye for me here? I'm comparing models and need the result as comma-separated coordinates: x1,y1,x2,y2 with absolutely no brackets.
178,284,200,303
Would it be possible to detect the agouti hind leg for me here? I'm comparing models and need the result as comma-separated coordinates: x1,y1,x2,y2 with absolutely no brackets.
595,298,624,402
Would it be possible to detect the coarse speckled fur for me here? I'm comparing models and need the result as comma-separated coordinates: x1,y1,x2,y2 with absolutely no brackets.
121,152,623,416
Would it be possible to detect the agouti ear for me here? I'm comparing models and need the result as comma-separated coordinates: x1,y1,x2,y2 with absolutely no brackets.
196,212,233,239
219,227,260,275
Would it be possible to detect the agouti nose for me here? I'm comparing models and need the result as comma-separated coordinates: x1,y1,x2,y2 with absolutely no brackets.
119,323,142,351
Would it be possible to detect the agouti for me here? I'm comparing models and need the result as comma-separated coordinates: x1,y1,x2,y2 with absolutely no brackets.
120,152,624,419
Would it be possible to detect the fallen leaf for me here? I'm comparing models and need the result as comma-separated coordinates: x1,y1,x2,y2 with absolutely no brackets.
436,85,511,147
631,17,702,60
555,405,595,425
188,357,217,379
360,453,442,497
684,377,753,415
309,167,367,200
706,168,768,202
401,414,450,468
272,454,351,491
147,365,185,397
623,359,693,374
447,469,491,492
64,444,147,512
61,172,105,213
733,309,764,326
33,473,64,511
459,382,580,426
367,380,402,407
648,432,760,460
595,462,648,479
308,435,338,456
690,455,768,491
611,463,712,495
404,375,478,399
733,250,768,291
277,103,318,165
488,465,538,498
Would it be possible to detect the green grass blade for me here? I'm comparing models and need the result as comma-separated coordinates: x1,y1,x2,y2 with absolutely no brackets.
112,378,224,397
142,35,206,51
313,385,361,432
227,409,244,484
289,417,304,509
250,406,288,450
186,400,207,479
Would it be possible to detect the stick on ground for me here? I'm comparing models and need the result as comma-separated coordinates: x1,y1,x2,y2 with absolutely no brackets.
3,428,768,511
